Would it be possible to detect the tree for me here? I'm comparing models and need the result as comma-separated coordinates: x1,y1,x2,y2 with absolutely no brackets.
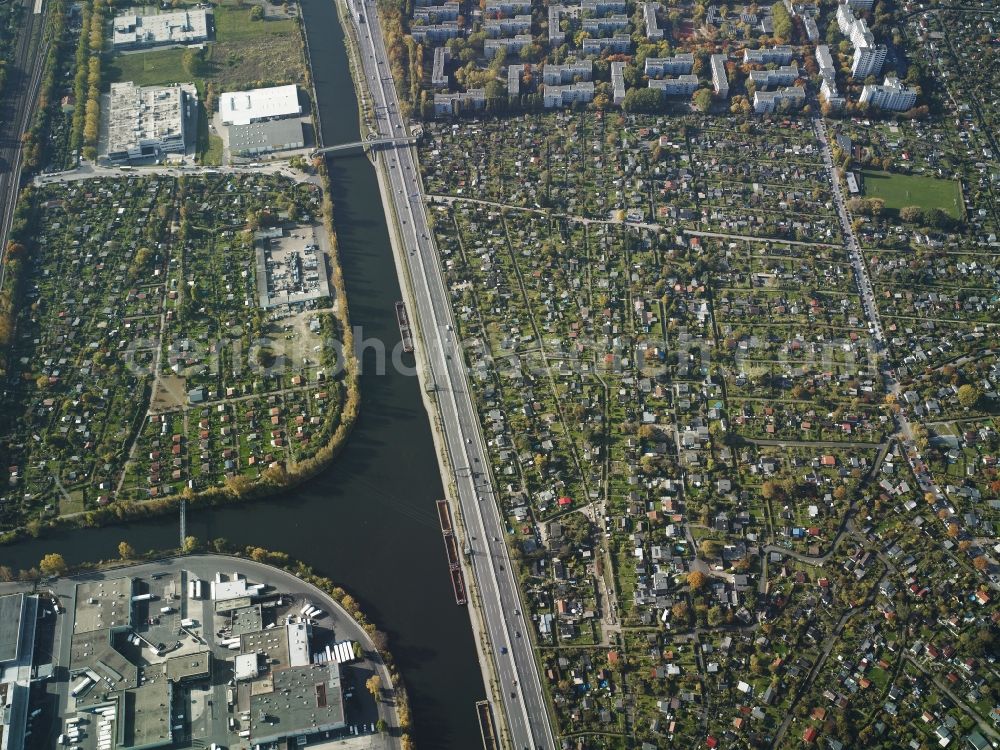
622,87,662,113
371,630,389,652
118,541,136,560
182,535,199,553
899,205,923,224
972,556,988,572
182,48,204,78
671,601,689,622
692,88,713,112
366,674,382,699
761,480,783,500
249,4,263,20
39,553,67,577
699,539,723,558
957,384,979,409
687,570,707,591
771,1,793,42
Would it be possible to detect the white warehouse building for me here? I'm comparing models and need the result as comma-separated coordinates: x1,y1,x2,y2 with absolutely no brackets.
219,84,301,126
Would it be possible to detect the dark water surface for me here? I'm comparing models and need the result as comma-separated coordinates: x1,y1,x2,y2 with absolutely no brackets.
1,2,485,746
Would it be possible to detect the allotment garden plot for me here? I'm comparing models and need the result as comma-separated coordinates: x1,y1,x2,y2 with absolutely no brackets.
0,173,345,531
432,197,888,744
421,113,843,244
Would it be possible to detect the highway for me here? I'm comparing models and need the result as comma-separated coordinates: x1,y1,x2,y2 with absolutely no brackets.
0,0,48,287
344,1,556,748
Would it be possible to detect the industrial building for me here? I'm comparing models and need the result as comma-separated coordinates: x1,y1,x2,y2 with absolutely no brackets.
254,225,332,308
860,76,918,111
229,119,305,157
0,594,39,750
219,84,301,127
53,568,360,750
249,663,345,745
112,9,209,50
106,82,197,163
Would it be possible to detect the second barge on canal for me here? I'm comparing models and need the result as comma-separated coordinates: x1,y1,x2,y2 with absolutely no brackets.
436,499,467,605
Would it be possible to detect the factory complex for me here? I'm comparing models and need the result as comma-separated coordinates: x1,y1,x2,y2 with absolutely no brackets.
0,559,388,750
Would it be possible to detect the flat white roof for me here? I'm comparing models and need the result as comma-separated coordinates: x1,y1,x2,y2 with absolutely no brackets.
211,578,249,601
219,84,301,126
286,622,310,667
234,653,258,681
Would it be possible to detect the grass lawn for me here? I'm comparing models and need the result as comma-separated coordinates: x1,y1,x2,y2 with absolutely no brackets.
213,4,297,41
861,170,963,219
196,107,224,165
107,47,191,88
106,6,304,91
59,489,86,516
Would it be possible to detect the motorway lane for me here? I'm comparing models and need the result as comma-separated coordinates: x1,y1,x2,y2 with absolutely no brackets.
346,2,555,748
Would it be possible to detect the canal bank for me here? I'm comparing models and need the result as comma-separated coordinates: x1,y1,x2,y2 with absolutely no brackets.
0,0,487,747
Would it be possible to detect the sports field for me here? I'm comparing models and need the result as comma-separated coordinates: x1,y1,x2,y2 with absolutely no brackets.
861,170,963,219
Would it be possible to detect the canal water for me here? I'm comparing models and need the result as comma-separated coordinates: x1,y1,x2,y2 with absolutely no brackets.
0,1,486,747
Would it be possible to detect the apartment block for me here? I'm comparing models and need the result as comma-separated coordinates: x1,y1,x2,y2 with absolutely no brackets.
753,84,805,113
743,45,795,65
484,34,533,57
582,14,629,34
643,2,663,40
649,75,699,97
434,89,486,116
611,60,626,105
485,15,532,36
749,63,799,90
542,60,593,86
581,35,632,55
431,46,450,89
859,76,917,110
644,53,694,77
710,54,729,98
543,81,595,107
